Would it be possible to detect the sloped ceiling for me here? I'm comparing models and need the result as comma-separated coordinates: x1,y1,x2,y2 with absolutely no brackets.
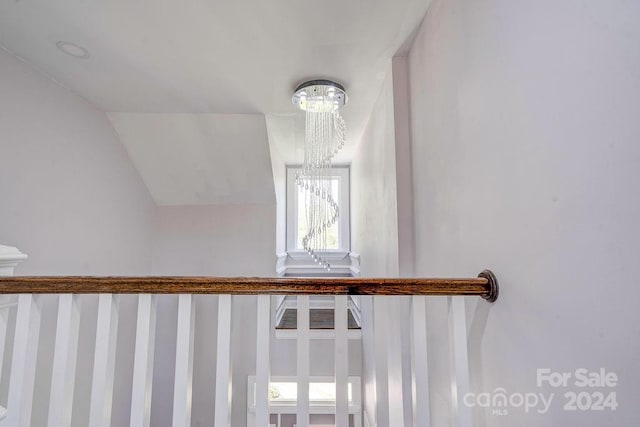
108,113,274,205
0,0,430,203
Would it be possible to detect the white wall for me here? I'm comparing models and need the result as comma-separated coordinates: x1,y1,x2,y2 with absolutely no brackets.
351,66,400,278
407,0,640,425
0,49,154,276
151,204,276,276
0,47,156,426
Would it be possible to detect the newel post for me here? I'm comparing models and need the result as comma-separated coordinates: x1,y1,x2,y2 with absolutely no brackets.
0,245,28,277
0,245,28,421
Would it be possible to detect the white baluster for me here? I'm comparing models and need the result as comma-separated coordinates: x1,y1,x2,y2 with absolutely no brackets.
214,295,232,427
0,300,11,384
48,294,81,427
255,295,271,427
335,296,349,427
89,294,119,427
448,297,471,427
296,296,310,427
173,294,196,427
131,294,158,427
387,297,405,427
411,296,431,427
5,294,42,427
373,297,389,427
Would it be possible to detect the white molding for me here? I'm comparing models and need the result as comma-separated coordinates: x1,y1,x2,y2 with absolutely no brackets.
287,250,350,262
275,329,361,340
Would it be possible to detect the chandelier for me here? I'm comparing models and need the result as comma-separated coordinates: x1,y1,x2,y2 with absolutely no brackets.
292,80,348,270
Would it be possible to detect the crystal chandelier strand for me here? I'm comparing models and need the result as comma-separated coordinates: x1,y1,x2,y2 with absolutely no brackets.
293,81,347,270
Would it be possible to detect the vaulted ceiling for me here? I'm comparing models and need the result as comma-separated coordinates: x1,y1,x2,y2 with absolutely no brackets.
0,0,429,204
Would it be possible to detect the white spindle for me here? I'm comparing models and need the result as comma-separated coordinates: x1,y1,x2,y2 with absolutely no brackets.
0,297,14,384
130,294,158,427
387,297,405,427
448,297,471,427
296,295,310,427
214,295,232,427
173,294,196,427
411,296,431,427
48,294,81,427
334,296,349,427
255,295,271,427
373,297,389,427
89,294,119,427
5,294,42,427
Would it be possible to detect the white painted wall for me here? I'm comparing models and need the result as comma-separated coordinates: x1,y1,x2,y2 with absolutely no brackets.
151,204,276,276
0,51,154,275
0,47,155,427
351,66,400,278
407,0,640,425
351,64,398,277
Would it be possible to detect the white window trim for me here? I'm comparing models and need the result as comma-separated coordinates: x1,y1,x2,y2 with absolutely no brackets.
247,375,362,412
286,165,350,255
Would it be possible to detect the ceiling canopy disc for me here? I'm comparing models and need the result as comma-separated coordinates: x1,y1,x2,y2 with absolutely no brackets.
292,79,348,112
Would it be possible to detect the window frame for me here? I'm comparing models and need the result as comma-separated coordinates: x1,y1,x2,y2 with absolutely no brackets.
247,375,362,411
285,165,350,255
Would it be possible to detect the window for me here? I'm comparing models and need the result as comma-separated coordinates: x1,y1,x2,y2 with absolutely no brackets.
247,376,363,426
268,382,353,403
286,166,350,254
248,376,361,409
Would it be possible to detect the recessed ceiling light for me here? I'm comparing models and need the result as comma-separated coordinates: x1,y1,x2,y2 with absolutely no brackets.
55,41,90,59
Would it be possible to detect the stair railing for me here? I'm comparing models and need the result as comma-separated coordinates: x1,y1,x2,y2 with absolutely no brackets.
0,247,497,427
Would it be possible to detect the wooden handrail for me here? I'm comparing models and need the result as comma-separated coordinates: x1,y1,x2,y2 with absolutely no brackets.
0,270,498,302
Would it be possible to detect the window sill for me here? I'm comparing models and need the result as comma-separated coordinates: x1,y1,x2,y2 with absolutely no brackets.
286,250,350,261
276,252,360,277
